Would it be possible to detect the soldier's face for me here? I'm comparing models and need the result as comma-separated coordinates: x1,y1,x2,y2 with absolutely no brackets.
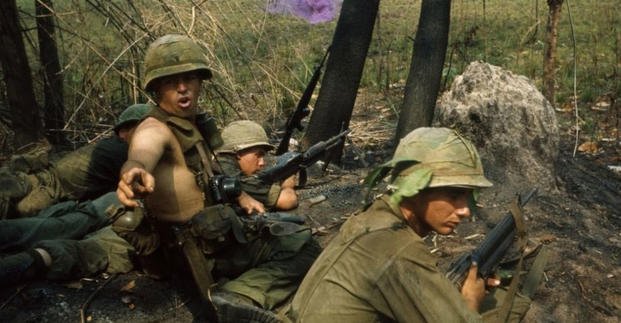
401,187,472,236
237,147,267,176
155,72,202,119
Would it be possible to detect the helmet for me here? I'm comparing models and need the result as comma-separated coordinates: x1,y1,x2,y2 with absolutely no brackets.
365,127,492,204
216,120,274,154
143,34,213,92
114,103,152,133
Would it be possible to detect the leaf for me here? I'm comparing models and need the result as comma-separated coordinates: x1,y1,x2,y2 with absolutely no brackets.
389,168,432,205
120,280,136,292
577,141,598,154
65,281,83,289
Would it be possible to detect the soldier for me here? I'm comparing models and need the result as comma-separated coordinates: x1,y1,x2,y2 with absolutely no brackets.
216,120,298,211
288,127,533,322
0,103,151,218
116,35,319,322
0,104,151,286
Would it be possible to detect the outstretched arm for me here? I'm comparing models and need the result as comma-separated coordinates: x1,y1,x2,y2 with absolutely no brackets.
117,118,171,207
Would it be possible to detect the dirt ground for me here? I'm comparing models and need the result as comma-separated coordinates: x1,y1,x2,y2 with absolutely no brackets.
1,106,620,322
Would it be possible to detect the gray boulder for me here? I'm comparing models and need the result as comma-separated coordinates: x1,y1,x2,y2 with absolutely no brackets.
434,61,559,194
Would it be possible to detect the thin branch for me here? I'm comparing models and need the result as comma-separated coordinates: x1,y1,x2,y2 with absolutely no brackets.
64,32,150,129
79,274,118,323
566,0,579,157
0,284,29,311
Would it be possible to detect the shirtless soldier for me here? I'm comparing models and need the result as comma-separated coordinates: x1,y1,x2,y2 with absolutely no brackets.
116,35,318,322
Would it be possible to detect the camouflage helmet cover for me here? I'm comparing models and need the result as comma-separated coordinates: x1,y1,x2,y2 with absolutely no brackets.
114,103,152,133
143,34,212,91
364,127,492,204
217,120,274,154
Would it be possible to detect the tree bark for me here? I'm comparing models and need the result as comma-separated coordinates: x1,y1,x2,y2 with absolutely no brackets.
36,0,66,145
301,0,380,161
543,0,563,108
395,0,452,141
0,0,43,148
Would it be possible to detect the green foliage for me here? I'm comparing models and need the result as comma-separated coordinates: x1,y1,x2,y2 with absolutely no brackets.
5,0,620,146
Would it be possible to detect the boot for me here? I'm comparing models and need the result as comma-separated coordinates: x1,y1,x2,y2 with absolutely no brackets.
0,249,45,286
210,291,280,323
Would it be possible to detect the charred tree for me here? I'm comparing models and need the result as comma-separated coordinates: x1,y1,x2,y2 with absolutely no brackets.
36,0,66,145
543,0,563,108
0,0,43,148
301,0,380,161
395,0,452,141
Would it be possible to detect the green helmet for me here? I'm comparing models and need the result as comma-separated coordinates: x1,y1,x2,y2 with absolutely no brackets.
216,120,274,154
114,103,152,133
365,127,492,204
143,34,213,92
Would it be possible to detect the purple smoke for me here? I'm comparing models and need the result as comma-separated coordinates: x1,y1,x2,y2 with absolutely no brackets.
267,0,341,24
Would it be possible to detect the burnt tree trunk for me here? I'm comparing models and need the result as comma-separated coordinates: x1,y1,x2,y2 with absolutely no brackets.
395,0,451,141
543,0,563,108
36,0,66,145
301,0,380,161
0,0,43,149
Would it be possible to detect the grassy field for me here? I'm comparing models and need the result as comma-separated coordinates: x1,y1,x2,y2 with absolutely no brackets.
8,0,620,144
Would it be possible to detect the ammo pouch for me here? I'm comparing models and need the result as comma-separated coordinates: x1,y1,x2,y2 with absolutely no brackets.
185,204,246,254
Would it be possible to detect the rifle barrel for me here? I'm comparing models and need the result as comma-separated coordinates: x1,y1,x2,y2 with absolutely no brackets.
446,188,538,286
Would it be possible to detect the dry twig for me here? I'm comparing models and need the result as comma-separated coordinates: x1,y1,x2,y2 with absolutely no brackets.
80,274,118,323
0,284,29,311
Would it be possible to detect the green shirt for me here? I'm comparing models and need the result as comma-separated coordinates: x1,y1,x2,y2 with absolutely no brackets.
289,195,482,323
217,154,282,209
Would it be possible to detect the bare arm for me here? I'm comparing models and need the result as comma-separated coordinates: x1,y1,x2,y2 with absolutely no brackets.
275,175,298,210
117,118,171,207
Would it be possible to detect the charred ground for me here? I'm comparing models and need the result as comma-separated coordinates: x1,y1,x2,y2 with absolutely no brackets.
1,107,620,322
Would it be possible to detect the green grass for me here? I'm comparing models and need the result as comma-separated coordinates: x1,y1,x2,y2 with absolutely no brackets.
7,0,620,144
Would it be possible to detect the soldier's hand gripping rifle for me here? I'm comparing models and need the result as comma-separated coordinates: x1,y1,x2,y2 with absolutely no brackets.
276,47,331,155
445,188,538,288
257,129,349,187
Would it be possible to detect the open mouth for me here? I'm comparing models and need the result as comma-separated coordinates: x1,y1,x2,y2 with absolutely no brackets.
178,97,191,109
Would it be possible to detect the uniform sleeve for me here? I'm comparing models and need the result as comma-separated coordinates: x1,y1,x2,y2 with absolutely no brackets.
217,154,281,209
54,137,128,200
374,241,483,323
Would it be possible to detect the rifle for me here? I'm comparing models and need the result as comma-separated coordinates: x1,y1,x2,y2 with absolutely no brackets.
445,188,538,287
238,212,308,237
257,129,349,187
275,47,331,155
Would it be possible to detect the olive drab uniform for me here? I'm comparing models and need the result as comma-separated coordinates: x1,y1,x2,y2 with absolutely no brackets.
0,192,136,281
289,128,536,323
1,137,128,217
135,106,319,310
0,104,151,284
289,196,531,323
218,155,282,209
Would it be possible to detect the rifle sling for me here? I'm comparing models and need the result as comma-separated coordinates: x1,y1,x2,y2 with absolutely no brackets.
493,199,528,323
173,226,217,320
196,141,215,178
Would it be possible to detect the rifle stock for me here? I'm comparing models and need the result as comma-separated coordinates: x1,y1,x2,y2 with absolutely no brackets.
445,188,538,287
258,129,349,185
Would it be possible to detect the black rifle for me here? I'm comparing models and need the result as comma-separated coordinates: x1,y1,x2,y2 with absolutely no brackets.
239,212,308,237
275,47,331,155
257,129,349,187
445,188,538,287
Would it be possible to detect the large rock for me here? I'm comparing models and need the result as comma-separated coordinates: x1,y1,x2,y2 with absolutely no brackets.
434,61,559,194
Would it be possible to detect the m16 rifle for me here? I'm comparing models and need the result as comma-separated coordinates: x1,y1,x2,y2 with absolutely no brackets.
257,129,349,187
275,47,331,155
445,188,538,287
